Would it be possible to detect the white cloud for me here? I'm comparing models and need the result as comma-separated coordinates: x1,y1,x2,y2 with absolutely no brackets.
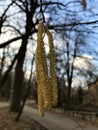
74,54,93,71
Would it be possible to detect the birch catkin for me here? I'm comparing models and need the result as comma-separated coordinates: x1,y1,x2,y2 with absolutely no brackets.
36,21,58,116
46,28,58,106
38,86,44,117
36,21,52,116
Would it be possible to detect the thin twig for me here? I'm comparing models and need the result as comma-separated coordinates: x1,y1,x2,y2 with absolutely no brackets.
40,0,45,22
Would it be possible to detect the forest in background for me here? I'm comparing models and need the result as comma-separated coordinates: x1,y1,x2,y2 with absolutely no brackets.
0,0,98,120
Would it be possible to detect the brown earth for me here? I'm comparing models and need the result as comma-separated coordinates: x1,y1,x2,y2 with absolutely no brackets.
0,107,49,130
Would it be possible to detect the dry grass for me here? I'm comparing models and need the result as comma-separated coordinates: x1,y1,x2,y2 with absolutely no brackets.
0,108,31,130
0,107,48,130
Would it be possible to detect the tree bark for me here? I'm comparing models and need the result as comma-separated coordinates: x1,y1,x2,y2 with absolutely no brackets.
15,55,34,121
10,38,28,112
10,0,36,112
66,40,77,110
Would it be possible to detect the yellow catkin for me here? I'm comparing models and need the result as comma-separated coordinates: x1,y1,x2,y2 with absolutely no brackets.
36,21,52,116
36,36,44,116
45,28,58,106
82,0,87,9
36,21,58,116
38,87,44,117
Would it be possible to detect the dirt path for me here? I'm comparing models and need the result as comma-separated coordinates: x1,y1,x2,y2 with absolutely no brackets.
0,102,98,130
24,106,98,130
0,102,9,108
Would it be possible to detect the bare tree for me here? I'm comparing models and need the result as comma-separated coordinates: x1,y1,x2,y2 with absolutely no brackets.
0,0,98,114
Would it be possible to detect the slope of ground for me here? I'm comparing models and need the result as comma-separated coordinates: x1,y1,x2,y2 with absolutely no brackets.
0,107,48,130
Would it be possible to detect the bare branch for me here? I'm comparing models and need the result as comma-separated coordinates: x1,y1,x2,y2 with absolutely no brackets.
0,29,37,48
48,20,98,29
4,25,22,35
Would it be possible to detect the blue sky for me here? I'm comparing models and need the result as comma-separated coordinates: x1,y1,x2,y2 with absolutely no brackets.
0,0,98,83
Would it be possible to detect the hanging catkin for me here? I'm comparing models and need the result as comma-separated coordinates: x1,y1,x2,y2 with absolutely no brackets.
36,21,52,116
46,28,58,106
38,86,44,116
36,21,45,116
36,21,58,116
82,0,87,9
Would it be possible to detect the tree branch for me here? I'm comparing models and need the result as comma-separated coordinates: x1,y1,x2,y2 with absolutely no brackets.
0,29,37,49
48,20,98,29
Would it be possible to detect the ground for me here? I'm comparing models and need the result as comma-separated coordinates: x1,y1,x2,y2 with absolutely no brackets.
0,107,48,130
0,101,98,130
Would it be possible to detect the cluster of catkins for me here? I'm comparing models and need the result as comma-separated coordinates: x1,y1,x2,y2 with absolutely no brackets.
36,21,58,116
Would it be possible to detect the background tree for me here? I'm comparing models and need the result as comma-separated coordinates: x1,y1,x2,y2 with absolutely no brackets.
0,0,98,114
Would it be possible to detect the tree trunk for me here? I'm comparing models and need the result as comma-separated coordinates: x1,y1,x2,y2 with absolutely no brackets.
15,56,34,121
10,0,36,112
10,38,28,112
66,40,77,110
